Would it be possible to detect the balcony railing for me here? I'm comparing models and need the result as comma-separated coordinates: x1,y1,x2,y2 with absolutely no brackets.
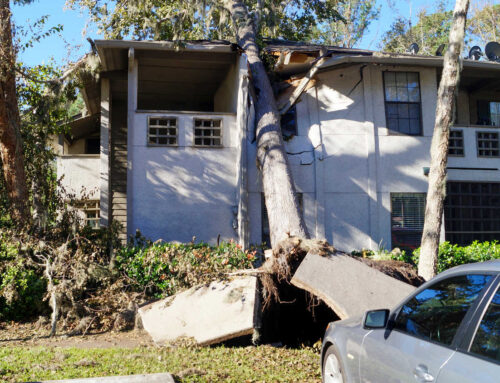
448,125,500,168
56,155,100,199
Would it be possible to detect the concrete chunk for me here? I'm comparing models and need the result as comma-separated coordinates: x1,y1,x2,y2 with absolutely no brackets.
291,253,415,319
138,276,259,346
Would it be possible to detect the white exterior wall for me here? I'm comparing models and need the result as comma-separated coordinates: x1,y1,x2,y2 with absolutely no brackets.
248,64,439,252
127,55,247,244
128,112,239,243
57,156,100,199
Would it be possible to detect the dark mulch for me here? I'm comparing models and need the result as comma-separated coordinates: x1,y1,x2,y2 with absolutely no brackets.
352,256,425,287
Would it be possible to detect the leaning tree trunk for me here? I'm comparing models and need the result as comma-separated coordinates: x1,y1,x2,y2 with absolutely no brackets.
0,0,29,223
418,0,470,281
227,0,308,246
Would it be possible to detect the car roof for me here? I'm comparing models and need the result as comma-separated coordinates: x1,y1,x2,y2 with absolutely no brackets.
439,260,500,278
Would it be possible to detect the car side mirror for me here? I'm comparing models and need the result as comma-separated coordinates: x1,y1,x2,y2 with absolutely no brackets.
363,309,390,329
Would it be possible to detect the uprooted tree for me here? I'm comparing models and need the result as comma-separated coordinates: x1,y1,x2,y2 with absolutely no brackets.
418,0,470,281
67,0,352,247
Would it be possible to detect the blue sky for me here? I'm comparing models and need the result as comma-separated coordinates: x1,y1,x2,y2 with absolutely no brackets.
13,0,456,67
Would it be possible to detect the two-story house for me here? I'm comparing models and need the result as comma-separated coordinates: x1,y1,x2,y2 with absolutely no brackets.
56,39,500,252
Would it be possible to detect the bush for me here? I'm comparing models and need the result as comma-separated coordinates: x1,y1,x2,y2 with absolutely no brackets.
352,241,500,274
115,236,257,299
0,234,47,321
412,241,500,273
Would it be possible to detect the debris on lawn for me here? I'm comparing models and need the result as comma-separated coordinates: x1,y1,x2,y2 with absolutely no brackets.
138,276,260,346
138,237,422,347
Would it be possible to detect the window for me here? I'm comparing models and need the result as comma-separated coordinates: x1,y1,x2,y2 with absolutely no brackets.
470,288,500,363
85,137,100,154
477,101,500,127
77,200,100,229
449,130,464,156
383,71,422,135
391,193,426,251
148,117,178,146
477,132,499,157
261,193,303,248
445,182,500,245
281,105,297,139
194,119,222,147
394,274,492,346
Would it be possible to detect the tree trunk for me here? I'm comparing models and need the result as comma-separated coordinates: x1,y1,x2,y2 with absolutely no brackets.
418,0,470,281
226,0,308,247
0,0,29,223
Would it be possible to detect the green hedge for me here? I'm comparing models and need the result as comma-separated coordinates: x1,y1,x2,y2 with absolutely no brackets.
393,241,500,273
0,235,47,321
115,239,257,299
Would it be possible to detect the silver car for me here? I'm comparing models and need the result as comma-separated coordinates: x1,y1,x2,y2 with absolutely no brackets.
321,260,500,383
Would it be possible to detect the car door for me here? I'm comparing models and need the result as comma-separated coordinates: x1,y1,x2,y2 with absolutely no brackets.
360,273,494,383
437,279,500,383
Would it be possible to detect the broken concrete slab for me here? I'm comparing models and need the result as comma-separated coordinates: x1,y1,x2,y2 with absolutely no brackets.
31,372,175,383
139,276,260,346
291,253,415,319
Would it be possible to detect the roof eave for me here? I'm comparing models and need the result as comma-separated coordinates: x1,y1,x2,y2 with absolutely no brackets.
318,54,500,71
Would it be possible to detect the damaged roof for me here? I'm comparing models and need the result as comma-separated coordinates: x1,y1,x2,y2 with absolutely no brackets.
263,38,500,77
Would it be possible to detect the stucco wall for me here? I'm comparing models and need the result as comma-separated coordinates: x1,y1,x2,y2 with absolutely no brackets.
247,63,442,252
129,112,239,243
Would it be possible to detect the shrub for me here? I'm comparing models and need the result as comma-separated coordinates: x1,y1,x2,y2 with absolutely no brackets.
352,241,500,274
0,234,47,321
412,241,500,273
115,236,257,299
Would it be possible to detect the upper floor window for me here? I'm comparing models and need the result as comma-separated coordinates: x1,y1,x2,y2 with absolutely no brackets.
194,119,222,147
383,71,422,135
148,117,178,146
477,101,500,127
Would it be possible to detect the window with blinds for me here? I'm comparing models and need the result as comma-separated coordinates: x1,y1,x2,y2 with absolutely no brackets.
391,193,426,251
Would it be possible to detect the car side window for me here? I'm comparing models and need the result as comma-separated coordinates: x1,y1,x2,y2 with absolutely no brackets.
394,274,492,346
470,288,500,363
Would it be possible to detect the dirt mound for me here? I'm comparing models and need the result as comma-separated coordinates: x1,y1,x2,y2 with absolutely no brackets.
352,257,425,287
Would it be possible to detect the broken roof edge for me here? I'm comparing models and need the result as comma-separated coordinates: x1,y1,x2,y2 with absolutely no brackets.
318,53,500,72
94,39,238,53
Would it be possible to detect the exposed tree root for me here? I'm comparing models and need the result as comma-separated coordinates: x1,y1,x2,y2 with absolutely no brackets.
351,257,425,287
260,237,333,308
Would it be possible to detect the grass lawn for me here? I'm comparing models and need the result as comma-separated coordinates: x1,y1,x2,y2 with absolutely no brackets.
0,345,321,382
